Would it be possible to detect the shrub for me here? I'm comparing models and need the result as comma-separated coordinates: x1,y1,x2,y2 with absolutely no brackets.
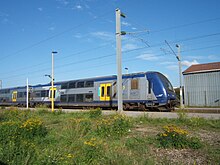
20,118,47,138
157,125,202,149
96,114,132,138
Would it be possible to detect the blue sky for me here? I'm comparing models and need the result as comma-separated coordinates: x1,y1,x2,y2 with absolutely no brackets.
0,0,220,88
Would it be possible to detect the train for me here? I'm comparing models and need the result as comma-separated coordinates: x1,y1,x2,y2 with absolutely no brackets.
0,71,177,111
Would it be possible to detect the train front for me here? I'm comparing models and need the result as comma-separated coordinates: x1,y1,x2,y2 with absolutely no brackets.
146,72,177,110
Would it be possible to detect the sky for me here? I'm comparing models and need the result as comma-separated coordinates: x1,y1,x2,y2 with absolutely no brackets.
0,0,220,88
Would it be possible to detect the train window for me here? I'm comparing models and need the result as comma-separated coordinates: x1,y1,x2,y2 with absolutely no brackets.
0,89,10,94
12,93,17,100
41,90,49,97
69,82,76,88
131,79,138,90
85,93,93,102
17,92,23,98
61,83,68,89
49,90,56,98
68,94,75,102
85,81,94,87
35,92,41,97
107,86,111,97
101,86,105,97
76,94,84,102
77,82,84,88
61,95,67,102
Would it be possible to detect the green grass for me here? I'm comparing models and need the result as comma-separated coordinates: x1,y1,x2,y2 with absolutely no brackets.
0,108,219,164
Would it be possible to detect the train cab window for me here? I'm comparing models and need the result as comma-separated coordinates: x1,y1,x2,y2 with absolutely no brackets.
77,82,84,88
61,83,68,89
69,82,76,89
131,79,138,90
85,81,94,87
61,95,67,102
76,94,84,102
85,93,93,102
68,94,75,102
148,81,152,94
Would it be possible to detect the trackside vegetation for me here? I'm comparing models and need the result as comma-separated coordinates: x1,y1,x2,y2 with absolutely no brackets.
0,107,219,164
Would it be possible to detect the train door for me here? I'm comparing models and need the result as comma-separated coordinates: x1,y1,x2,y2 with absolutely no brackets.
100,83,111,102
49,87,57,100
12,91,17,102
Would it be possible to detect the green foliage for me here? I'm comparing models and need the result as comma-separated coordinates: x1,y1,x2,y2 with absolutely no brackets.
157,125,202,149
0,109,47,164
177,110,188,122
88,108,102,118
0,108,219,164
95,114,132,138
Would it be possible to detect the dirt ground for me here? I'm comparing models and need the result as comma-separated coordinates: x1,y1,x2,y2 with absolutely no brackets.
134,125,220,165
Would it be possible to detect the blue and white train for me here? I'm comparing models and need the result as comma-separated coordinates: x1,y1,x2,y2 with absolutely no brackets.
0,72,177,111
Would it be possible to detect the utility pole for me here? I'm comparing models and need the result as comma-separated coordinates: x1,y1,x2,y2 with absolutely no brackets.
51,51,58,112
176,44,184,109
164,40,184,109
116,8,125,113
26,78,29,109
0,80,2,89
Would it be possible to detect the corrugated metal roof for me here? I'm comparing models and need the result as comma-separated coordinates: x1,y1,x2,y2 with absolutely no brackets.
183,62,220,75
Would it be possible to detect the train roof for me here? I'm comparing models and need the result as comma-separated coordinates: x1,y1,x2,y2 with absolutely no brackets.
0,71,161,90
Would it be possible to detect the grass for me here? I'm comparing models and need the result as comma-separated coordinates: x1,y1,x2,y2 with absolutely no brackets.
0,107,219,164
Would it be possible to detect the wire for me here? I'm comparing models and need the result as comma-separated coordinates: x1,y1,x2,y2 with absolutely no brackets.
0,10,113,63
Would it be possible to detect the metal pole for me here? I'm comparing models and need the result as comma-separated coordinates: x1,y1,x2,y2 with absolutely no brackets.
177,45,184,109
116,8,123,113
26,78,29,109
0,80,2,89
51,51,57,112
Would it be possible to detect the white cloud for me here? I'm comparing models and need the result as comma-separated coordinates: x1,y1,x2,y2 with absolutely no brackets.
38,7,43,11
181,60,199,67
132,27,137,30
186,55,218,61
56,0,69,5
91,31,114,41
166,65,178,71
48,27,55,31
160,61,176,65
122,21,131,26
207,55,218,60
73,33,82,38
0,11,10,24
136,53,159,61
75,5,83,10
122,43,139,51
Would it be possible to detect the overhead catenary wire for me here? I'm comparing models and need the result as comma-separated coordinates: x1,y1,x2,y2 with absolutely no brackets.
1,31,220,79
2,36,220,81
2,42,220,82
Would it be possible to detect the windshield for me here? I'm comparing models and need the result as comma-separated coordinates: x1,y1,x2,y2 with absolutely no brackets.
158,73,174,92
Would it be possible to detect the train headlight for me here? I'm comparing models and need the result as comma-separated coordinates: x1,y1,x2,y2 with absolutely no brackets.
156,94,163,97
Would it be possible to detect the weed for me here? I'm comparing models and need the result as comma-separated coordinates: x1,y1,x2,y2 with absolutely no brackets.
96,114,132,138
88,108,102,118
157,125,202,149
